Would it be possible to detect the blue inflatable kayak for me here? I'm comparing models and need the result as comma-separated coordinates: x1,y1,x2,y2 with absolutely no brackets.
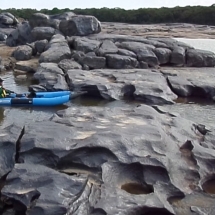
10,91,71,98
0,95,70,106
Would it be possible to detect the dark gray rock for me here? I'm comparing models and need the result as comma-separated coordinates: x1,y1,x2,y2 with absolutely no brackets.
12,45,32,61
73,37,101,53
35,39,48,53
139,61,149,68
154,48,172,65
106,54,138,69
162,67,215,99
15,59,38,73
0,32,7,41
39,34,71,63
82,56,106,69
31,27,57,42
117,48,137,58
33,62,69,91
59,15,101,36
0,124,23,178
87,33,169,48
1,163,87,215
186,49,215,67
86,51,97,56
58,59,82,71
0,12,18,27
147,37,194,50
29,13,59,29
67,69,177,103
97,40,118,56
49,104,213,214
116,42,158,66
170,46,186,66
6,22,32,47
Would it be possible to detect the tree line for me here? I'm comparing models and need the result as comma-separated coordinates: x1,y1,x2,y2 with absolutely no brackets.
1,5,215,25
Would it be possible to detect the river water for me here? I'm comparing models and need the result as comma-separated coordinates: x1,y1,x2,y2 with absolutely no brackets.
0,38,215,128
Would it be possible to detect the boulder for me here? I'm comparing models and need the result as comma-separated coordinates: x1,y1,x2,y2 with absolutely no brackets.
116,41,158,66
29,12,76,29
31,27,58,42
73,37,101,53
106,54,138,69
154,48,172,65
97,40,118,56
117,48,137,58
0,124,23,178
186,49,215,67
39,34,71,63
58,59,82,71
81,56,106,69
33,62,69,91
12,45,32,61
29,13,59,29
0,32,7,41
0,12,18,27
170,46,186,66
6,22,32,47
35,39,48,53
59,15,101,36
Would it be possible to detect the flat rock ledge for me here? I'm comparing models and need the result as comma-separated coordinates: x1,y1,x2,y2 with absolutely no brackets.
1,104,215,215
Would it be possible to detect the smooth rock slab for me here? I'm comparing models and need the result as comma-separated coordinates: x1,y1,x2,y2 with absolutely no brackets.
1,163,87,215
67,69,177,104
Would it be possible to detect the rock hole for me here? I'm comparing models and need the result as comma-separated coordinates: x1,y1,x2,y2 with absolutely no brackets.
202,176,215,194
121,182,153,195
134,207,174,215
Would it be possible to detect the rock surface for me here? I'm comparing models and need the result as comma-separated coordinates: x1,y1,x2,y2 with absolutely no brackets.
2,104,215,214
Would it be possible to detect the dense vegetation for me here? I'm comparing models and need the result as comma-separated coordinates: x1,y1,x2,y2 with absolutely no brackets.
1,5,215,25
